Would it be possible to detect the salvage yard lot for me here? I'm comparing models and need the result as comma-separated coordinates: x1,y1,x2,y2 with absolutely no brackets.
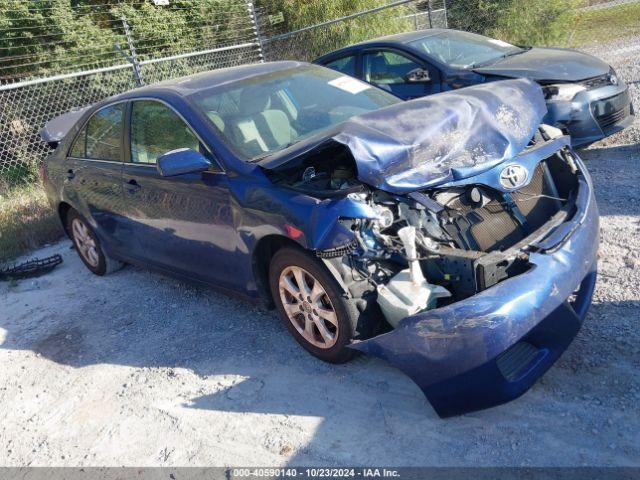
2,29,640,467
0,140,638,466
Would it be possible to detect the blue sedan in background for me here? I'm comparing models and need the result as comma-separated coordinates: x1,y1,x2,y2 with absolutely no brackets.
40,61,599,417
315,29,634,147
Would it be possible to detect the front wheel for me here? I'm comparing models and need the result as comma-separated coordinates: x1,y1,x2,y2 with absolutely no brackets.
269,248,359,364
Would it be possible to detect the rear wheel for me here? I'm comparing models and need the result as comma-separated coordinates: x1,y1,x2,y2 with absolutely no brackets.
269,248,358,364
67,210,122,276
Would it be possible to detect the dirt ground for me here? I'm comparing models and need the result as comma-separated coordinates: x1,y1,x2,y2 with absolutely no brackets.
2,38,640,467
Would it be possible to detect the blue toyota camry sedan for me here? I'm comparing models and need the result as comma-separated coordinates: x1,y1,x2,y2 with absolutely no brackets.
315,29,634,147
40,61,599,417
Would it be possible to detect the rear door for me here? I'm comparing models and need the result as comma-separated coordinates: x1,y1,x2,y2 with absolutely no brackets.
121,99,238,288
361,48,441,99
65,103,128,252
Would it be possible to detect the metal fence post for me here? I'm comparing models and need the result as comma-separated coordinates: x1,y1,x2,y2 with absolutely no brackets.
442,0,448,28
121,15,144,86
246,1,266,62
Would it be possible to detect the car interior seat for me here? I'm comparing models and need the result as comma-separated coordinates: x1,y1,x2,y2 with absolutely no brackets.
227,88,298,157
367,54,409,85
206,111,226,133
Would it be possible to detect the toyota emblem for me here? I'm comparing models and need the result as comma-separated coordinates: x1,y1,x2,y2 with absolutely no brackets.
499,164,528,189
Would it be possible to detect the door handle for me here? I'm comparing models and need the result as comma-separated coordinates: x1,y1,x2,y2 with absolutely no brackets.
125,178,141,193
66,169,75,180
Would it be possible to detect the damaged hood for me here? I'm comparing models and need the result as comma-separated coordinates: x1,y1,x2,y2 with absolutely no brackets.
473,47,610,82
261,78,547,194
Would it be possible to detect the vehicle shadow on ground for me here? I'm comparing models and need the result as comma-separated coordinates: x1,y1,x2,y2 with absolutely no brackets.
1,242,638,465
180,297,640,465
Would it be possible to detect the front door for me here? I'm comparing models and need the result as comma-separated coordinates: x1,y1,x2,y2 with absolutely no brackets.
120,99,238,289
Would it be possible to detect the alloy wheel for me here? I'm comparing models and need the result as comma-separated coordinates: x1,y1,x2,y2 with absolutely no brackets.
278,266,339,349
71,218,100,268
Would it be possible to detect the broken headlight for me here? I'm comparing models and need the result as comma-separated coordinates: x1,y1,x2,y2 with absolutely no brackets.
543,83,586,102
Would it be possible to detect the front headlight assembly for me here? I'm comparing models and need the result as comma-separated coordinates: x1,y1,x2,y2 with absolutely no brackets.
543,83,587,102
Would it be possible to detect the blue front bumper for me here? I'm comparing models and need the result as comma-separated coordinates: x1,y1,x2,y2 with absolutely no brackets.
351,160,600,417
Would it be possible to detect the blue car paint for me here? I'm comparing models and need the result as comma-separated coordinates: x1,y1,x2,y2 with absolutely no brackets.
42,67,380,295
41,62,600,416
314,29,634,147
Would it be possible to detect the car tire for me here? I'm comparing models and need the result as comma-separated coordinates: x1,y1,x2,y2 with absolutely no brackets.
67,209,123,276
269,247,359,364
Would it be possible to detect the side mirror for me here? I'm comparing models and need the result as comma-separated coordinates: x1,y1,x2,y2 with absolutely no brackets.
156,148,211,177
405,68,431,83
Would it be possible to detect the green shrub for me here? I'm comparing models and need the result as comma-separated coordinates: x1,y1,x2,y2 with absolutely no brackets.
491,0,580,46
447,0,512,35
0,184,62,262
448,0,579,47
0,162,40,189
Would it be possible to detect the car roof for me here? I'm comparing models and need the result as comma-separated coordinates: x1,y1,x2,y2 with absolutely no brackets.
315,28,450,61
104,60,306,102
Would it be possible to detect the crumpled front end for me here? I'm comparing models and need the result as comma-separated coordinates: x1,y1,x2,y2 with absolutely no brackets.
349,146,599,417
260,81,598,416
333,78,547,193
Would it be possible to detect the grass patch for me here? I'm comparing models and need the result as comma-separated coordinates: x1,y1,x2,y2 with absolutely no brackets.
571,2,640,46
0,184,63,263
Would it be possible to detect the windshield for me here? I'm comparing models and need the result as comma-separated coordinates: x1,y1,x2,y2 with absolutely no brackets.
189,65,401,161
409,30,523,68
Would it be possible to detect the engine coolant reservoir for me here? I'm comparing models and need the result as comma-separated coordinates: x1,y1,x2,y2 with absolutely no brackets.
376,226,450,327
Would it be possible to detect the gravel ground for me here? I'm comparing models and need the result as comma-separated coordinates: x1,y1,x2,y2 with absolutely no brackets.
1,42,639,468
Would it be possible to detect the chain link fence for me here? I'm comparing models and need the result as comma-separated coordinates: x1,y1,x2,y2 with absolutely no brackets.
256,0,447,62
0,0,262,191
1,0,639,191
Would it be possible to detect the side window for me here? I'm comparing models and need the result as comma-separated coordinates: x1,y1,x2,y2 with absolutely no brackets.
69,104,123,160
324,55,357,77
363,50,422,85
130,100,200,165
83,104,124,161
69,127,86,157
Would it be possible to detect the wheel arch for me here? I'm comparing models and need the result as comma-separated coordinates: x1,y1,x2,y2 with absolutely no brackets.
251,234,304,308
58,201,73,236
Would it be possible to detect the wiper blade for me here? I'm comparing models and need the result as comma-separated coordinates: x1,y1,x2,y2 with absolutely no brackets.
502,47,531,58
249,141,300,163
469,48,529,69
